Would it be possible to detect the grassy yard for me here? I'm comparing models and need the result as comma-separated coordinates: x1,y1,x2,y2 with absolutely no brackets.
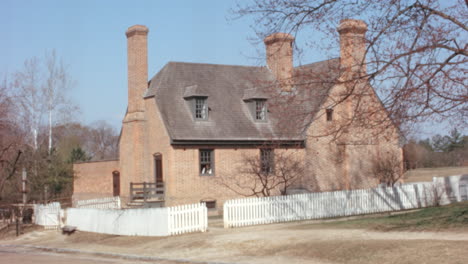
310,201,468,232
404,166,468,183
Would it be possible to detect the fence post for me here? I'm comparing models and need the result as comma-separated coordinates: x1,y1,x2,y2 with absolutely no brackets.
167,207,172,235
143,182,147,203
130,182,134,201
200,203,206,232
223,201,229,228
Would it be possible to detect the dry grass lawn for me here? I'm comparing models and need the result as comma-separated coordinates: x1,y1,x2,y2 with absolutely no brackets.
404,166,468,183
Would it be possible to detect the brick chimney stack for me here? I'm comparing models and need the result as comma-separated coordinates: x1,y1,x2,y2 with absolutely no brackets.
120,25,149,201
264,33,295,92
337,19,368,77
126,25,149,116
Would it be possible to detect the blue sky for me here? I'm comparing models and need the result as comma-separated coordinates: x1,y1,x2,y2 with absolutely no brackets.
1,0,458,139
2,0,270,129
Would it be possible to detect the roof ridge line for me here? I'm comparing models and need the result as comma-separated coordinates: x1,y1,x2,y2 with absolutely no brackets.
295,57,340,68
166,61,266,68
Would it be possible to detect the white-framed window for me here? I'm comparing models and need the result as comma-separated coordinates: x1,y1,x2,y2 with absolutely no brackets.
260,148,274,174
195,98,208,120
255,100,266,121
200,149,214,175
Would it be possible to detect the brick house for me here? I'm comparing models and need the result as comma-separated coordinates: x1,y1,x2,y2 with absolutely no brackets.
73,19,403,212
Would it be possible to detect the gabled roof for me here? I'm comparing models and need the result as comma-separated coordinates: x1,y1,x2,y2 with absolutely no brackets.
145,59,340,144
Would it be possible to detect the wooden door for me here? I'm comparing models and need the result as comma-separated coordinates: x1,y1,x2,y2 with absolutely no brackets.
154,154,163,183
112,171,120,196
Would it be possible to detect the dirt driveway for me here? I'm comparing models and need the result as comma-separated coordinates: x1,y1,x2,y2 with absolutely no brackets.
2,219,468,264
0,247,173,264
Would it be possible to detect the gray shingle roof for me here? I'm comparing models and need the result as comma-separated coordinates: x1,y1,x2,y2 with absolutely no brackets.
145,59,340,144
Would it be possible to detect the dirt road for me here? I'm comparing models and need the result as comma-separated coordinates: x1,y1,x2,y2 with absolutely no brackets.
1,219,468,264
0,246,193,264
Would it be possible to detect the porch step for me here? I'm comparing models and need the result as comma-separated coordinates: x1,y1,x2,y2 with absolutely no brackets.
126,199,165,208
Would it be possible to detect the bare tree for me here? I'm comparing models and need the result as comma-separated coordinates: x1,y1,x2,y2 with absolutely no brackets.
12,50,77,152
6,51,78,201
403,140,430,169
0,79,23,200
87,120,119,160
372,151,404,187
219,147,304,197
48,121,118,161
233,0,467,130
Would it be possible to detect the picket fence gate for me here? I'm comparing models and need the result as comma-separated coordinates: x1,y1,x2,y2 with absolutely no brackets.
75,196,121,209
168,203,208,235
224,183,437,228
33,202,62,229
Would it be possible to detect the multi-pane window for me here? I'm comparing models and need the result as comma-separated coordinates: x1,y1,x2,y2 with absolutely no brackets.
260,148,274,174
195,98,208,120
255,100,267,121
200,149,214,175
326,108,333,121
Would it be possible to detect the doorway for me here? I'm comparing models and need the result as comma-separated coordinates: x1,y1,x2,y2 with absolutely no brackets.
154,153,163,183
112,171,120,196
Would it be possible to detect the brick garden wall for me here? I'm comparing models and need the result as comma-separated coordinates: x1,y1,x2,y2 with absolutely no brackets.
73,160,120,204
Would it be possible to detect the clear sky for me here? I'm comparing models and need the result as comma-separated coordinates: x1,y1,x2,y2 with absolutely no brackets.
1,0,459,139
1,0,265,129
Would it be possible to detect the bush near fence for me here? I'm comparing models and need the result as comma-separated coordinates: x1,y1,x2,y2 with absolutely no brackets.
223,182,442,228
75,196,121,209
66,202,207,236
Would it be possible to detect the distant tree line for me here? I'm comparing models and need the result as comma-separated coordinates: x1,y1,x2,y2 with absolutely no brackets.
0,52,119,204
404,128,467,170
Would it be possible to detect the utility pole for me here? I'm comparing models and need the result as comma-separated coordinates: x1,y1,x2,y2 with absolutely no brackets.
17,168,27,236
22,168,27,205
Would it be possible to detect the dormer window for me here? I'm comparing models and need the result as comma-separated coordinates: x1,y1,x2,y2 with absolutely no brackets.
195,97,208,120
242,88,269,122
255,100,267,121
183,85,209,121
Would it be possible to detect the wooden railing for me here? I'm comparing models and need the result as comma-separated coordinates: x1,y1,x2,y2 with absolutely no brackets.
130,182,165,202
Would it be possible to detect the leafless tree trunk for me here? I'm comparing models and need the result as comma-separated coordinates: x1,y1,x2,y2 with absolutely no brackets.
218,145,304,197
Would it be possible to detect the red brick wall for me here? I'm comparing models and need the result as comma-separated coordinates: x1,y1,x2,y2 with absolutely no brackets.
72,160,120,203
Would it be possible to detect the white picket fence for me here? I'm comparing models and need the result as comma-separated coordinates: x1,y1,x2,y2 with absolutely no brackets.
433,175,468,204
75,196,121,209
224,183,438,228
66,202,207,236
33,202,62,229
168,203,208,235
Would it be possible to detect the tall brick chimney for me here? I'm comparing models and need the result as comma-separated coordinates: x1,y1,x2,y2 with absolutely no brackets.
264,33,295,92
125,25,149,116
337,19,368,77
120,25,149,201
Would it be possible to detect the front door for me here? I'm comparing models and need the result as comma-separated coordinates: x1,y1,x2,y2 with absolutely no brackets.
154,154,163,183
112,171,120,196
154,154,163,194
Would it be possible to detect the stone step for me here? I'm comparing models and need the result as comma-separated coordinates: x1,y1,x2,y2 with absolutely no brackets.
126,199,165,208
